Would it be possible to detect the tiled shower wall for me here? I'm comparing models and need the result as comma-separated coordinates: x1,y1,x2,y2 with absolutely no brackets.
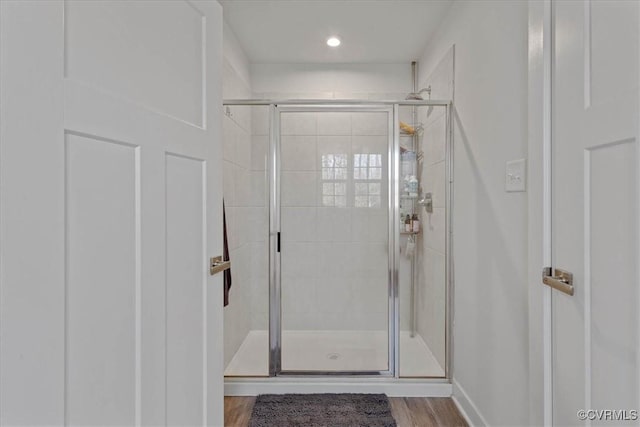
248,108,269,332
222,57,254,368
416,47,454,369
279,111,390,331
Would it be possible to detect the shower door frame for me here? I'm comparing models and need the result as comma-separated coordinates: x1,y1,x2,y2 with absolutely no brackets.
271,104,396,377
222,99,452,381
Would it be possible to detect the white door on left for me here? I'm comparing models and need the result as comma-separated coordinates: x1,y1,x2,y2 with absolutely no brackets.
0,1,224,425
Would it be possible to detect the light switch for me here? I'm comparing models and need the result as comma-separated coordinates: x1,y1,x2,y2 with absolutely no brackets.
505,158,526,192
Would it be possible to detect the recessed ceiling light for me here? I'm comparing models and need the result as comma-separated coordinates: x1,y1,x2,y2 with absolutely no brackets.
327,37,341,47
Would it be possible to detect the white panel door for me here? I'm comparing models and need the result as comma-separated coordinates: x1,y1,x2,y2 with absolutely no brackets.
551,1,639,425
0,1,224,425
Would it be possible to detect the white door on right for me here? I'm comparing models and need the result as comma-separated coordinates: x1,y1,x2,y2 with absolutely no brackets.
551,1,639,425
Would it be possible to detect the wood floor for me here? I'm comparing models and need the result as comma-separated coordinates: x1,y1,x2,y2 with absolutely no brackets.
224,396,469,427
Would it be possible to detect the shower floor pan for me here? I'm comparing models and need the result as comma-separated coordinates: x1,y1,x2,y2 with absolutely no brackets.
224,330,444,377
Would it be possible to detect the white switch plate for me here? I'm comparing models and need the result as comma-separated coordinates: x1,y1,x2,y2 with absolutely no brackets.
505,158,526,192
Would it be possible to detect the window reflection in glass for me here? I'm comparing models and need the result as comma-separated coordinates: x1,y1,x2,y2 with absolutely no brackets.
354,153,382,208
321,154,347,207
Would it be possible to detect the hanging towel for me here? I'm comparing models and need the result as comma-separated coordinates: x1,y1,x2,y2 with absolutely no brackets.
223,200,232,307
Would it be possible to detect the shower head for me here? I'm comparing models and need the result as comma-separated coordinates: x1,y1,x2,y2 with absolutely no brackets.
405,93,423,100
405,86,432,100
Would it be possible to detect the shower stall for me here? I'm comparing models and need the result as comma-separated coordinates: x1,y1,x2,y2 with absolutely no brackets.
221,99,451,392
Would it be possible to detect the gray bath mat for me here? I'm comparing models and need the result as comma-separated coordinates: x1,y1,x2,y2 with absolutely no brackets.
249,393,397,427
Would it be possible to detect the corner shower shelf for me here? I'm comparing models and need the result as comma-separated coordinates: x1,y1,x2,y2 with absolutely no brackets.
399,123,424,136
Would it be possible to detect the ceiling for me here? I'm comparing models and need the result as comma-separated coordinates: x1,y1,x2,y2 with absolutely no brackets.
220,0,453,63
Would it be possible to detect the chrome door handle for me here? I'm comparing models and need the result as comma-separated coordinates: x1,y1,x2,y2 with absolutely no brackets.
542,267,574,296
210,256,231,276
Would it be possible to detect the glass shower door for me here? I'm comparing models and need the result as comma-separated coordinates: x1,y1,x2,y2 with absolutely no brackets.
277,107,392,374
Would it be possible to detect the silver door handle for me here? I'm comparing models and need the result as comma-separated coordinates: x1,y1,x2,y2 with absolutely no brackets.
542,267,574,296
210,256,231,276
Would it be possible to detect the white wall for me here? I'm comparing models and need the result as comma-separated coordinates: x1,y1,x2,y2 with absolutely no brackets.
418,2,530,425
223,20,251,90
251,62,412,100
526,2,546,425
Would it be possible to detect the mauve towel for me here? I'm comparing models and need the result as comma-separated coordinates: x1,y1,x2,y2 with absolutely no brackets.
223,200,232,306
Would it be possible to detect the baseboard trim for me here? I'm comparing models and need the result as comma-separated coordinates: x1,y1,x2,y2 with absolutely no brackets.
225,378,452,397
452,379,489,427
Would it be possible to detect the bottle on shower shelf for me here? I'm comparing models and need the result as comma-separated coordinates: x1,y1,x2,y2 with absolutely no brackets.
412,213,420,233
401,151,416,195
403,175,410,195
408,175,419,197
401,150,416,172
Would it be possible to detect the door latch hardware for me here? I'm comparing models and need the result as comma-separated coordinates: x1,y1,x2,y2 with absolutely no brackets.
210,256,231,276
542,267,574,296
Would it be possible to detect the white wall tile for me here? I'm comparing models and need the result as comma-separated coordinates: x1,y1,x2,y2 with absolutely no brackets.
251,241,269,282
238,209,254,248
226,206,239,251
236,130,251,170
251,135,268,171
231,105,252,133
250,309,269,331
351,112,389,136
351,135,388,156
350,211,370,242
423,207,446,254
235,167,251,207
281,136,317,171
317,242,359,280
282,207,317,243
223,160,236,207
223,117,236,163
424,114,446,165
252,106,269,136
347,311,388,331
317,135,351,163
281,112,317,135
432,160,446,208
282,277,317,315
316,208,352,242
418,248,446,368
317,112,351,136
424,159,445,208
281,242,317,279
315,278,353,316
367,212,389,243
364,243,389,279
246,207,267,244
351,277,388,316
350,243,370,277
281,172,317,207
398,240,412,331
282,310,318,331
250,171,267,208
